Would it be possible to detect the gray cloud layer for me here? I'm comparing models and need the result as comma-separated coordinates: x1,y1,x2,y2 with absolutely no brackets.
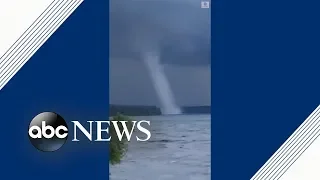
110,0,211,66
109,0,211,106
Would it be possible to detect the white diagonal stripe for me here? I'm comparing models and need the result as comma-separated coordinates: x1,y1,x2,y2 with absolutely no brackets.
251,105,320,180
280,127,320,180
0,0,83,91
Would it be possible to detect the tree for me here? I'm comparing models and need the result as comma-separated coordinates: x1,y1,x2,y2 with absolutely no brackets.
109,113,133,165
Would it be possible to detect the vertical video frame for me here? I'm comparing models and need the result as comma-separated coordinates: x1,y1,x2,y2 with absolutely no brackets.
109,0,211,179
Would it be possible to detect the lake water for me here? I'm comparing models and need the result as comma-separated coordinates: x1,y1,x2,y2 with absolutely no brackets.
110,114,211,180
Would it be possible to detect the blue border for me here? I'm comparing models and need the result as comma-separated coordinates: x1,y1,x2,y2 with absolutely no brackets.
0,1,109,179
211,0,320,179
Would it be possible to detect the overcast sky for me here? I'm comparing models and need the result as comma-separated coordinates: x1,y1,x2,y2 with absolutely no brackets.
109,0,211,106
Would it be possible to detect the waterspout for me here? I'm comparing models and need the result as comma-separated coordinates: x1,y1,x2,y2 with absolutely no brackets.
143,51,181,115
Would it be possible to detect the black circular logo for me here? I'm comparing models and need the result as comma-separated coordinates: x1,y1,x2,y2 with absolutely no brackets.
28,112,68,152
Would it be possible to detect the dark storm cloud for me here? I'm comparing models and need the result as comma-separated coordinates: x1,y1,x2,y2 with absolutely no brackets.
110,0,211,66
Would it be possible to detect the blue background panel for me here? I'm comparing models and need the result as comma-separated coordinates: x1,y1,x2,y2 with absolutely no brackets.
211,0,320,179
0,1,109,179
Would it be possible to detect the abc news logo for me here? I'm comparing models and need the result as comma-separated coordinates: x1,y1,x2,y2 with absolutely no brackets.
28,112,151,152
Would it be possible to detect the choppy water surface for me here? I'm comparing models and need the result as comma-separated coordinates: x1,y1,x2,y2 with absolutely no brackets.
110,114,211,180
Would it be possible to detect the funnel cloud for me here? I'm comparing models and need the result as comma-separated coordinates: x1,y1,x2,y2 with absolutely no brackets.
110,0,211,106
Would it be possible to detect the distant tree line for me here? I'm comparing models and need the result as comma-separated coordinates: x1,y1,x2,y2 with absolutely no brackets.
183,105,211,114
109,105,161,116
109,104,211,116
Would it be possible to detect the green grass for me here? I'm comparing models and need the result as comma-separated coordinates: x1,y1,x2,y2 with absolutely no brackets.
109,113,133,165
